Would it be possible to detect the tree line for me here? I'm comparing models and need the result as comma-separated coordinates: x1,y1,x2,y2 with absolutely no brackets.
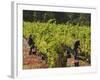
23,10,91,26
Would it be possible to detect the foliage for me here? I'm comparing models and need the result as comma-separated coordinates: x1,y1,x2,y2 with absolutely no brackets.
23,21,91,67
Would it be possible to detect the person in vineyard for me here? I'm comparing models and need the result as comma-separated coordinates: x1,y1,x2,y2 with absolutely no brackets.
73,40,81,67
28,34,36,55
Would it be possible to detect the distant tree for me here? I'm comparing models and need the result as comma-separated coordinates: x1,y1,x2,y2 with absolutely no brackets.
23,10,33,22
23,10,91,26
79,13,91,26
